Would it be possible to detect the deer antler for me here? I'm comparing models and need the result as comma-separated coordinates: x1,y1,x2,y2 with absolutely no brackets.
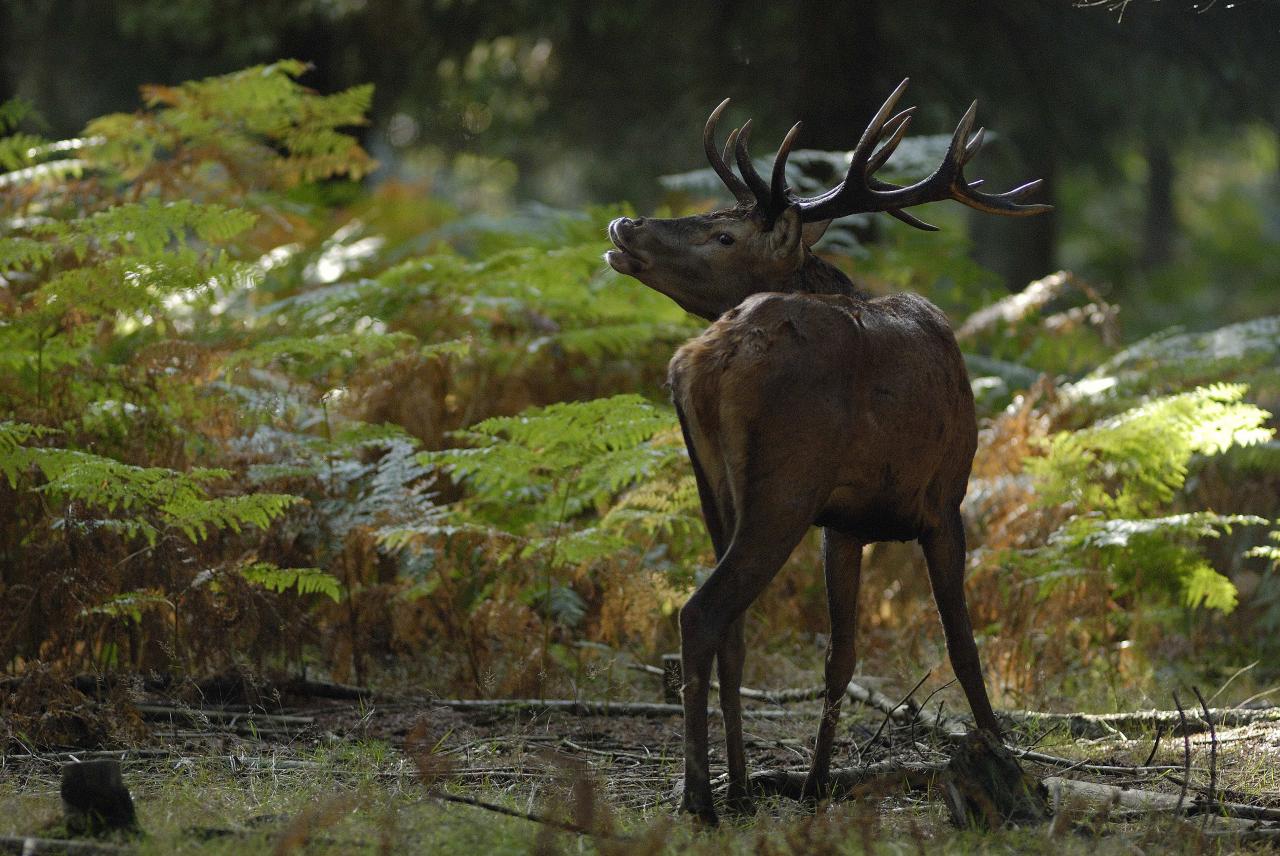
704,98,757,207
712,79,1052,230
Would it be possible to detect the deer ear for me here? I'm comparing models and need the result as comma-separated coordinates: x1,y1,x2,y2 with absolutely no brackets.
768,205,804,258
801,218,831,247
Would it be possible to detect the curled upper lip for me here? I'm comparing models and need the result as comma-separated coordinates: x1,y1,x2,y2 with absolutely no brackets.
607,218,633,253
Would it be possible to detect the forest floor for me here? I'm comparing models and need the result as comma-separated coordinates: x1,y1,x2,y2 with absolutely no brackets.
3,674,1280,854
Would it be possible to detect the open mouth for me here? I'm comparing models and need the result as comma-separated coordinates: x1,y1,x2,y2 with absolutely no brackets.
605,218,650,274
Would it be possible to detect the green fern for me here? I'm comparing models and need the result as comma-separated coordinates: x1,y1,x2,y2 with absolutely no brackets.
81,590,172,624
0,98,37,133
426,394,677,527
1015,385,1274,615
226,331,420,380
1029,383,1273,517
0,98,49,171
1247,529,1280,567
4,434,300,546
235,562,342,602
1044,512,1266,613
86,60,375,189
0,422,54,487
28,199,257,260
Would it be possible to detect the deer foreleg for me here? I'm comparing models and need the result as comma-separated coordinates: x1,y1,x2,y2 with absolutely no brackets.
921,509,1000,735
802,528,863,803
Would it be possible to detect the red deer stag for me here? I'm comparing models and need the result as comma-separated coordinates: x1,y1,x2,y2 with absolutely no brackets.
605,79,1051,823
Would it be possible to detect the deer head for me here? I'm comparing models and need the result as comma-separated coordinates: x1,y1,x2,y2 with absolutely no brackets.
606,79,1051,320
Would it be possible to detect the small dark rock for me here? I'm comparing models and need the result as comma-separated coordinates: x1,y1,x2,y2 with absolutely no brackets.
60,760,140,836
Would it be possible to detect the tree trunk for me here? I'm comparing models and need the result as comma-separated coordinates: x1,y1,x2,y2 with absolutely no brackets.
792,0,882,149
970,141,1059,292
1142,137,1175,268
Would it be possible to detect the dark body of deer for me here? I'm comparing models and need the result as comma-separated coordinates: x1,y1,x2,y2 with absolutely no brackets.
606,80,1049,823
669,290,989,819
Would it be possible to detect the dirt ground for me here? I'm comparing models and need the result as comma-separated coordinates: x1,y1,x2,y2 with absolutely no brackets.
5,678,1280,853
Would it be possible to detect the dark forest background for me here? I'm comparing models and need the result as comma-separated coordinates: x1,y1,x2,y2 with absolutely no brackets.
5,0,1280,313
3,0,1280,723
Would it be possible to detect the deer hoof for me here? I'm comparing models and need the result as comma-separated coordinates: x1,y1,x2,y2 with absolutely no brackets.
723,786,756,817
680,793,719,826
799,777,830,808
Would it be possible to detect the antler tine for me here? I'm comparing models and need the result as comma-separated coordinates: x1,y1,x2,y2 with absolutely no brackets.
722,127,741,166
733,121,773,209
866,107,916,176
962,126,985,167
847,78,911,176
794,79,914,220
770,121,803,213
929,100,977,187
798,86,1052,225
704,98,756,205
885,208,940,232
942,103,1052,215
952,178,1054,216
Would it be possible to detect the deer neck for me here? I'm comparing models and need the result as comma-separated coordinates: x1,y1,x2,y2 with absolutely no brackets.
787,251,863,301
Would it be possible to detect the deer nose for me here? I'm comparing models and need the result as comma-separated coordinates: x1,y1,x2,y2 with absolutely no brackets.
629,217,646,227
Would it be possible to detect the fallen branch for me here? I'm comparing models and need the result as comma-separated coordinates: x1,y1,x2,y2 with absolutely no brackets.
627,662,828,703
282,678,376,701
1199,825,1280,842
424,698,789,719
0,836,130,855
1014,748,1190,776
1004,705,1280,738
133,704,314,727
1045,776,1190,812
2,749,175,764
742,760,947,801
1045,777,1280,823
628,663,980,735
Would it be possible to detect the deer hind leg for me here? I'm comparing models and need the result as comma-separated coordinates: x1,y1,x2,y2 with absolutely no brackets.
679,490,819,823
802,528,863,803
716,613,751,813
921,508,1000,735
675,406,752,814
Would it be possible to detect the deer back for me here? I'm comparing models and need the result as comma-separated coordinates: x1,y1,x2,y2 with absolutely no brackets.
669,291,976,541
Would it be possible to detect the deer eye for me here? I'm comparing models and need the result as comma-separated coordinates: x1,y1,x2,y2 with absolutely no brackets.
716,233,735,246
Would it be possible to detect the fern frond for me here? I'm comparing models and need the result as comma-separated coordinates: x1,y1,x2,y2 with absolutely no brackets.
0,98,38,133
161,492,301,542
0,421,56,487
0,236,55,270
428,395,677,524
32,199,256,259
5,437,299,546
226,331,418,378
1029,384,1273,516
1246,529,1280,567
81,589,172,624
0,132,50,171
235,562,342,602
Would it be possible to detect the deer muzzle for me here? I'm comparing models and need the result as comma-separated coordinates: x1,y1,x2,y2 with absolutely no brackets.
605,217,651,274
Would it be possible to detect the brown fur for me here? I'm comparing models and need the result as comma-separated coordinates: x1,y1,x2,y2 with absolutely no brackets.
671,292,975,545
609,204,1001,825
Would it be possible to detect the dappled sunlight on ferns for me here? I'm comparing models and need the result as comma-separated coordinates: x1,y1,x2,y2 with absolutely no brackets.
1,64,1277,712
